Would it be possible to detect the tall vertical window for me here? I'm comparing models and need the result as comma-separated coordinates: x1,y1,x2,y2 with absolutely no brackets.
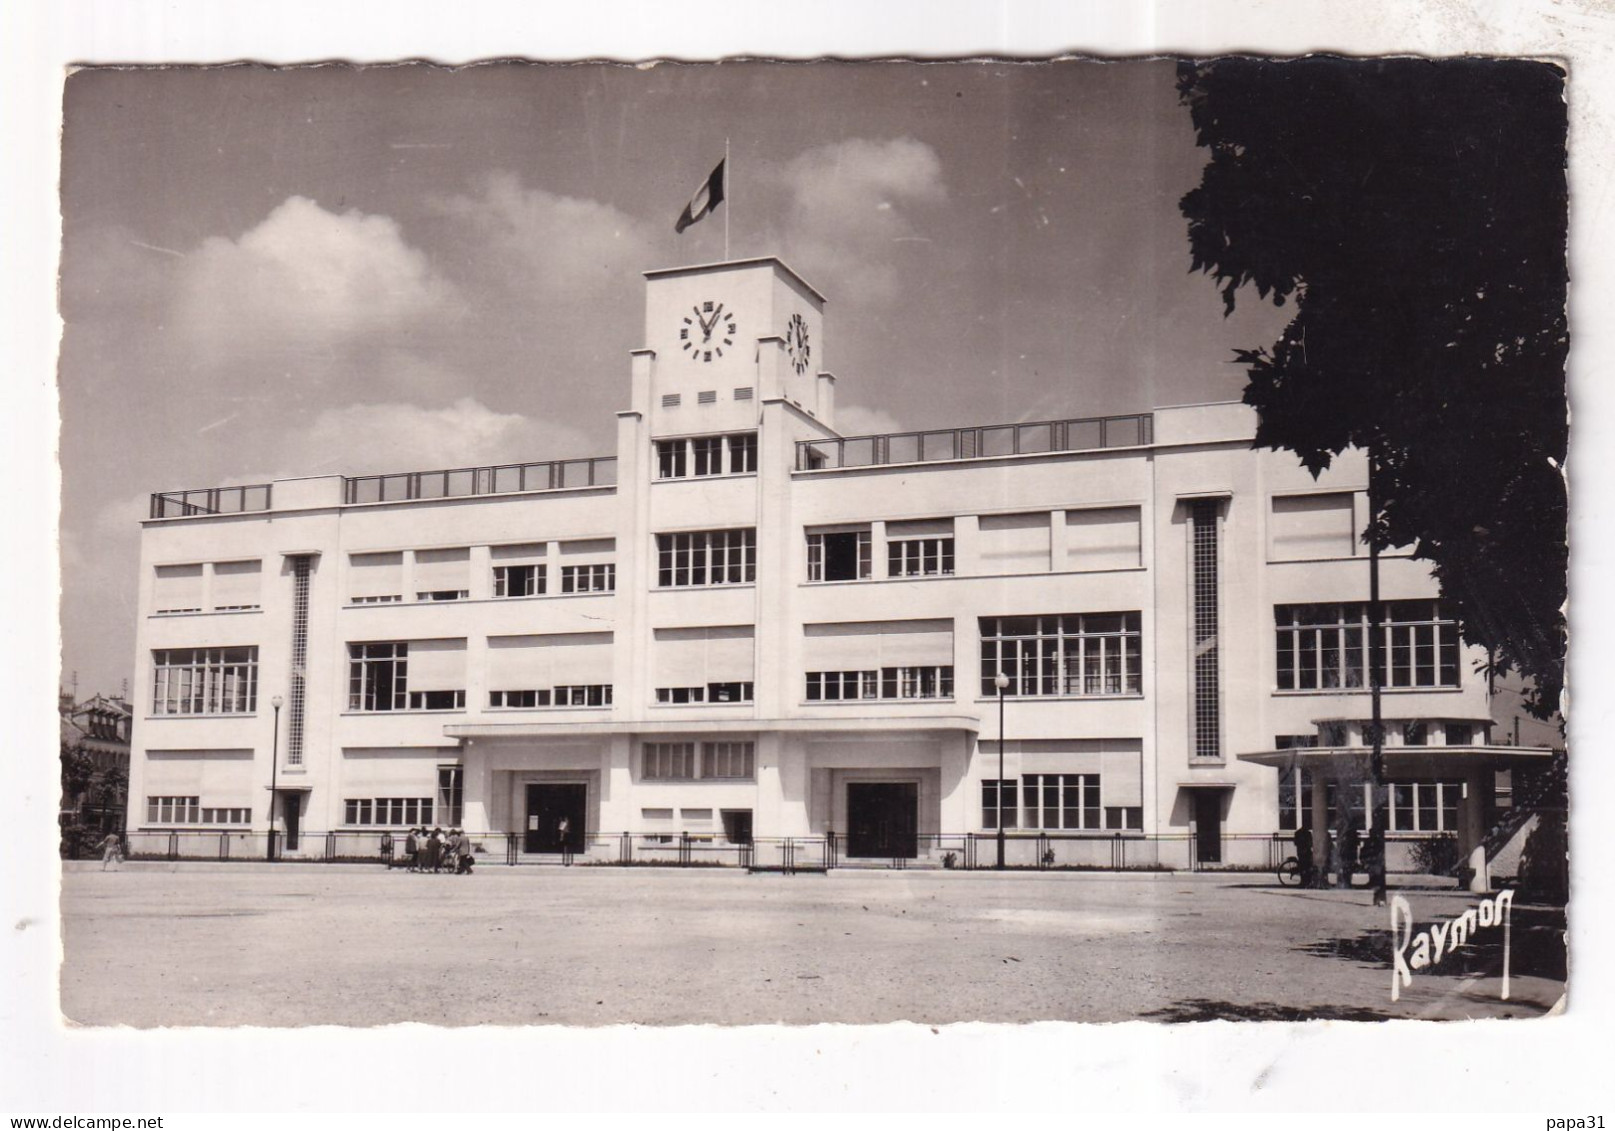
151,647,259,715
348,642,408,711
657,529,756,586
1275,600,1460,691
1190,499,1221,761
978,614,1142,697
438,765,464,827
727,432,757,474
286,555,312,765
806,528,871,581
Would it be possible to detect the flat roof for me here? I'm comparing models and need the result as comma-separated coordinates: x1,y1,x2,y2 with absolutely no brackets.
446,715,981,739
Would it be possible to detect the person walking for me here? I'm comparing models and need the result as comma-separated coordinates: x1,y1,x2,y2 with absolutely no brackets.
455,829,475,875
96,831,123,871
404,827,420,872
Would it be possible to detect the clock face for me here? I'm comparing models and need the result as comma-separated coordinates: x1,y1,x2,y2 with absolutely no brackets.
786,312,812,374
680,299,738,363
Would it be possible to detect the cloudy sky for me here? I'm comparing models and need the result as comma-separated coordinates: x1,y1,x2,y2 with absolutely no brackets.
59,59,1292,695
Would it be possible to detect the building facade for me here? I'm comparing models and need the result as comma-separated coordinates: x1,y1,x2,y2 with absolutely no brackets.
126,257,1543,869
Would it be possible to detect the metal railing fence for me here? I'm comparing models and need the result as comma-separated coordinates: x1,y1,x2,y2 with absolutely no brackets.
796,413,1154,472
118,827,1453,876
343,456,617,505
149,484,272,519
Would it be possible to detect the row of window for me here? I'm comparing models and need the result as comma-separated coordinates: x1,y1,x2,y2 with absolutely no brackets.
642,741,756,781
979,775,1143,832
145,797,252,825
655,433,757,479
149,600,1463,717
492,563,615,597
1278,772,1464,833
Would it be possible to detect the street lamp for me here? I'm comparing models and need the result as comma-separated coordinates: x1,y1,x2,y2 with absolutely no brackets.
995,671,1009,869
265,694,284,861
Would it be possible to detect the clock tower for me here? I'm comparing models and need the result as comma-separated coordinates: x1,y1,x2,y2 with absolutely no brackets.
635,257,830,436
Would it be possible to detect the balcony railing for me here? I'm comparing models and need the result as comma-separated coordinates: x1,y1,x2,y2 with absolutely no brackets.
343,456,617,505
149,484,273,520
795,412,1154,471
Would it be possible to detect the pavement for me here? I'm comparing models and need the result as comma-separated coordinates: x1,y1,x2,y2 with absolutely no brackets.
56,864,1566,1027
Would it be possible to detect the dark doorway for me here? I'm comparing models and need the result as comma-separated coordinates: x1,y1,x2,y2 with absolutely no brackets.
721,809,753,845
282,792,301,852
524,783,586,853
846,782,918,858
1192,791,1223,864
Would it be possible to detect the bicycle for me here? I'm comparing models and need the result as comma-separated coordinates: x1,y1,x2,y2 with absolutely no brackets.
1277,855,1303,885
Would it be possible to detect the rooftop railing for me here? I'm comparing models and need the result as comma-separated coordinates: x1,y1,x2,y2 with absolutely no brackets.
795,412,1154,471
149,484,273,520
343,456,617,505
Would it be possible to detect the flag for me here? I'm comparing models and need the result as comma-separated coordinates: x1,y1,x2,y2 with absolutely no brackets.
674,159,726,234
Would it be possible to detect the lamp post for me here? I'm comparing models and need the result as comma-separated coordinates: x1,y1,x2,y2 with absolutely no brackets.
265,694,284,861
995,671,1009,869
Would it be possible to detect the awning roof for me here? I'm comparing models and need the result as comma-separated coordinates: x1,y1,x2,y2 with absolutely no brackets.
1237,744,1554,774
445,714,982,740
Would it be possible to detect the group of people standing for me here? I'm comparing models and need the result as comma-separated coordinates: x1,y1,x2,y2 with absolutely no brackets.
399,827,475,874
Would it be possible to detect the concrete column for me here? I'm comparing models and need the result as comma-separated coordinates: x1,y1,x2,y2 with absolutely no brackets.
955,514,982,577
1309,769,1330,876
1049,509,1070,570
462,740,491,833
938,730,972,834
754,731,787,836
775,734,810,836
815,372,837,427
1463,772,1490,892
600,733,635,833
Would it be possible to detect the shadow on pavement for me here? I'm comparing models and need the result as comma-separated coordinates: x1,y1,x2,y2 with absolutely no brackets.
1292,904,1567,982
1140,999,1400,1022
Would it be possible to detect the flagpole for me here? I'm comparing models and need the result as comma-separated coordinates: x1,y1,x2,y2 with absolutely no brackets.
724,137,731,261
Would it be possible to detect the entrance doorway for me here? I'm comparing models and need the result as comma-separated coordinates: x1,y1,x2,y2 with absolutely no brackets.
1192,790,1223,864
281,791,301,852
846,782,918,858
721,809,753,845
524,783,586,853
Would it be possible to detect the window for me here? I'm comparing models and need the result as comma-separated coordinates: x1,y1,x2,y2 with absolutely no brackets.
146,797,252,825
1104,807,1143,830
655,682,755,704
494,564,545,597
703,742,754,779
1275,600,1460,691
656,432,758,478
657,529,756,586
490,689,551,708
553,685,612,706
1270,492,1357,560
1445,722,1476,746
978,614,1142,697
438,766,463,827
349,551,403,604
486,632,613,708
1389,781,1462,832
727,432,757,473
152,647,258,715
413,548,470,602
407,690,465,710
211,560,262,610
343,798,434,826
1277,765,1314,831
643,742,696,780
1066,507,1143,571
1022,773,1102,830
561,563,615,593
641,741,755,780
1403,721,1429,746
1324,782,1369,832
978,512,1051,573
981,779,1018,830
152,563,204,613
804,667,953,700
806,528,871,581
348,642,407,711
885,518,955,578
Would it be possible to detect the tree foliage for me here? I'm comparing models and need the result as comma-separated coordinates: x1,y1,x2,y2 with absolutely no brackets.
1177,58,1568,717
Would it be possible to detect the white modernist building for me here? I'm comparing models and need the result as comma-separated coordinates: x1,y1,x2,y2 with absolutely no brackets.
127,257,1551,870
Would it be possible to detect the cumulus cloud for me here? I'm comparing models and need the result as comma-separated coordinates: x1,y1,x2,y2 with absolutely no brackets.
272,397,593,479
172,196,468,398
436,172,657,303
773,138,947,304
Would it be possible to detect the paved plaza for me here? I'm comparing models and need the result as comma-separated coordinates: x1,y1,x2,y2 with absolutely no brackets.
58,864,1565,1027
